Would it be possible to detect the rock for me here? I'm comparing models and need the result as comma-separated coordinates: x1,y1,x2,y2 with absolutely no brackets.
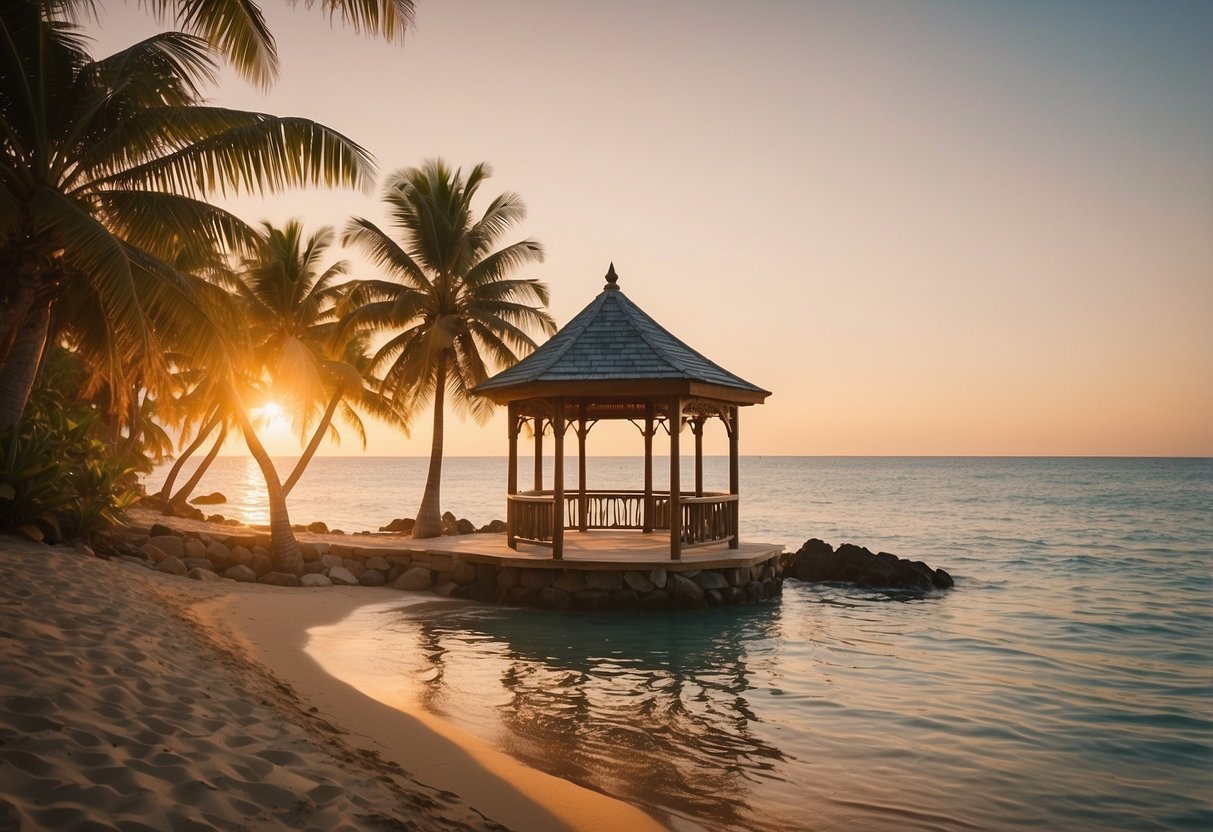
552,571,586,594
520,569,557,590
191,492,226,505
227,545,252,567
147,535,184,559
478,519,506,534
571,589,609,610
275,556,306,577
538,587,570,610
301,573,333,588
183,557,213,572
787,538,952,592
358,570,386,587
183,538,207,560
205,541,232,571
223,564,258,583
342,559,366,578
306,521,329,534
440,511,459,535
450,560,477,584
327,566,358,586
379,517,415,534
208,514,225,523
155,556,188,576
302,561,324,575
454,518,476,536
432,581,459,598
623,571,654,594
321,554,344,570
669,574,705,608
149,523,177,539
249,553,272,577
585,571,623,592
259,572,301,587
139,542,170,563
640,589,670,610
187,567,221,582
365,556,391,573
391,567,432,591
693,571,729,591
649,567,667,590
299,543,322,562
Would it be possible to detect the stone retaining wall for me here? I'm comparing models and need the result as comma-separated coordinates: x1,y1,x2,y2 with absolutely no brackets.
114,524,785,611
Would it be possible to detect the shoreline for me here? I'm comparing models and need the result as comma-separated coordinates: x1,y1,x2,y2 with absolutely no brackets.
0,536,664,831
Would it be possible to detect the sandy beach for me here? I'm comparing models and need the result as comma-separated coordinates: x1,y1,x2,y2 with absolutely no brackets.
0,535,664,831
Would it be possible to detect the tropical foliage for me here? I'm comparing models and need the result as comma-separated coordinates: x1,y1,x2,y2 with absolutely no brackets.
342,160,555,537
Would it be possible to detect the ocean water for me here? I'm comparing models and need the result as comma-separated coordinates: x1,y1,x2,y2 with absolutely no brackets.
143,457,1213,830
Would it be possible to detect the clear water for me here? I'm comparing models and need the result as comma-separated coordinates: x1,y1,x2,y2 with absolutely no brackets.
144,457,1213,830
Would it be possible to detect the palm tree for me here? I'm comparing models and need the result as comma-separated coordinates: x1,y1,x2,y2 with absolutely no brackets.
62,0,415,91
341,160,556,538
235,219,406,563
0,1,376,433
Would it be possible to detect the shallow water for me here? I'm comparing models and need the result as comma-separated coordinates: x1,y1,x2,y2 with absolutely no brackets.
149,457,1213,829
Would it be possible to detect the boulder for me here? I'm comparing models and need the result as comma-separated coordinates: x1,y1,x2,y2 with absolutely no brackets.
306,521,329,534
223,564,258,583
149,523,177,539
623,571,654,594
205,541,232,570
669,574,706,608
187,567,221,582
450,560,477,584
299,543,322,563
538,587,570,610
301,573,333,588
249,553,273,577
392,567,432,591
378,517,415,534
227,545,252,567
328,566,359,586
787,538,953,591
585,571,623,592
147,535,184,559
454,518,476,536
358,570,387,587
365,556,391,573
693,571,729,591
320,554,345,570
139,542,170,563
520,569,557,590
478,519,506,534
552,571,586,594
155,556,187,576
649,567,668,590
183,538,208,560
183,557,214,573
191,492,226,505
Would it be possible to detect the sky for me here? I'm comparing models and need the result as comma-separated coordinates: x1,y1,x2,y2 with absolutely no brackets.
87,0,1213,457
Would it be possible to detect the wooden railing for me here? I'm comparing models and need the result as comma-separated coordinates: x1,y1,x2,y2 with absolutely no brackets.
508,490,738,550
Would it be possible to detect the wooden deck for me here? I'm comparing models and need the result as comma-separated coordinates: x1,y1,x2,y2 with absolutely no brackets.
398,531,784,571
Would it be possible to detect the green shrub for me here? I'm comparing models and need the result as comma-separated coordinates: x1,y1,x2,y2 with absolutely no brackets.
0,409,137,543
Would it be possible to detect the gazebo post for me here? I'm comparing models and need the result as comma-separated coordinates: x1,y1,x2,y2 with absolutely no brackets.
669,396,682,561
577,401,588,532
552,398,565,558
729,406,740,549
692,416,705,497
533,416,543,491
507,402,518,550
643,401,654,533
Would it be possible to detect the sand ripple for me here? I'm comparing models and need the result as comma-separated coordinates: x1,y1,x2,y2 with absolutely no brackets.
0,538,502,831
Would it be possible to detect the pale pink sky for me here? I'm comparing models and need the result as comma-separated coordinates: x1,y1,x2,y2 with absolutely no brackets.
89,1,1212,457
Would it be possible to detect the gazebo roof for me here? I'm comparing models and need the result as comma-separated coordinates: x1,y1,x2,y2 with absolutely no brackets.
473,265,771,405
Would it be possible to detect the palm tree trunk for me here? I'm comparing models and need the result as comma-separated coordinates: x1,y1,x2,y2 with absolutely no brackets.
413,362,447,538
166,425,227,511
231,385,300,567
282,389,343,497
157,414,222,500
0,302,51,432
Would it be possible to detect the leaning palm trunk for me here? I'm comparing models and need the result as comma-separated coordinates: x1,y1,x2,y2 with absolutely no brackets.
282,389,343,497
230,387,300,566
166,425,227,512
412,362,446,539
157,415,222,500
0,303,51,432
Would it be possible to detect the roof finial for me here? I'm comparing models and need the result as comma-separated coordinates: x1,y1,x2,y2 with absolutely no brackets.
604,262,620,291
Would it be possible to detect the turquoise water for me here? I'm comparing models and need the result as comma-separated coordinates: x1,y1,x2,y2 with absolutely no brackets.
146,457,1213,830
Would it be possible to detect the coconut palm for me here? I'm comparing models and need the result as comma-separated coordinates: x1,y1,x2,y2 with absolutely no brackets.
56,0,415,91
0,1,376,433
234,219,406,561
341,160,555,538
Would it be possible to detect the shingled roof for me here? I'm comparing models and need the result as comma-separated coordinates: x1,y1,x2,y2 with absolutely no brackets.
473,265,770,404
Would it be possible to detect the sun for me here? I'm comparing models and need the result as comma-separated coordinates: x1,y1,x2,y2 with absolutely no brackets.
250,401,292,435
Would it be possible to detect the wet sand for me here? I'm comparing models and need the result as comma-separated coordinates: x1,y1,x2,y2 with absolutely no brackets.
0,536,664,831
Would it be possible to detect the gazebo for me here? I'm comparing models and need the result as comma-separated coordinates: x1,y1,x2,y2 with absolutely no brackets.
472,265,770,560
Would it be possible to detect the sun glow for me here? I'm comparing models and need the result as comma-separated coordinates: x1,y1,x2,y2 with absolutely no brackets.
250,401,292,435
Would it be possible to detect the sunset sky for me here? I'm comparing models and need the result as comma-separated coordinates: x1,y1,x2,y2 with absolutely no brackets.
88,0,1212,457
